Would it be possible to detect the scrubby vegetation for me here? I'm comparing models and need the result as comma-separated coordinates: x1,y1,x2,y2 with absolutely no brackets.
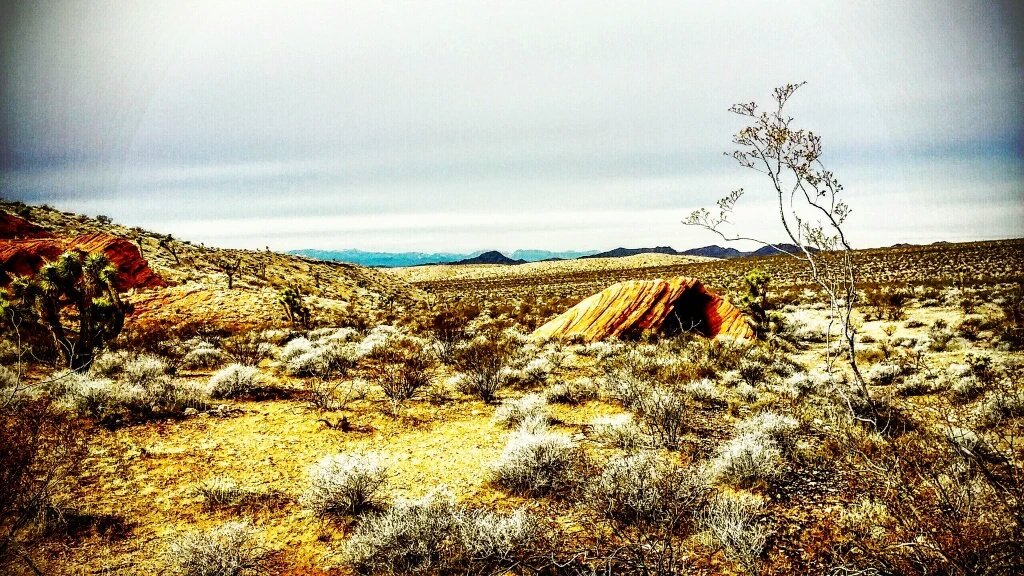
3,205,1024,575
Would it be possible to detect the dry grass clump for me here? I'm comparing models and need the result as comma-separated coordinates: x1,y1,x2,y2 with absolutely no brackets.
490,429,580,497
591,414,648,450
493,394,549,430
53,369,209,426
281,336,359,378
207,364,283,399
699,491,770,575
195,477,282,509
589,451,709,527
361,333,434,412
343,491,544,575
544,377,599,405
710,411,799,488
300,453,389,517
451,334,517,403
167,520,269,576
180,340,226,370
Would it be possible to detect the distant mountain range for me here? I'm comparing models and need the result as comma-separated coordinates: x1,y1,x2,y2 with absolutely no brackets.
292,243,815,267
289,248,599,267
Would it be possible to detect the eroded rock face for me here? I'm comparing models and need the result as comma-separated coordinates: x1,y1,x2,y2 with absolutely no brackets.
0,212,49,239
0,216,165,290
532,276,754,342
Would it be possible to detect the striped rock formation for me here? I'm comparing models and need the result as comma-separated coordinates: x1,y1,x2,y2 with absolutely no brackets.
532,277,754,342
0,213,164,290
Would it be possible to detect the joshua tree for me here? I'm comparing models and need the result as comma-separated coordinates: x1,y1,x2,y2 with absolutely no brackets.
278,287,310,328
685,82,869,407
158,234,180,265
217,256,242,289
1,251,129,370
738,268,772,339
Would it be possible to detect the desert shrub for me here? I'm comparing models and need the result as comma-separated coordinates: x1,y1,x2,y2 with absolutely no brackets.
361,334,434,411
428,302,480,362
285,338,360,379
89,350,131,378
709,433,784,488
590,451,709,527
864,286,912,321
965,352,997,382
121,353,170,386
602,371,653,411
952,376,986,402
301,453,389,516
927,319,955,351
735,411,800,453
683,379,724,405
865,362,902,385
306,377,367,412
490,430,580,496
457,507,543,568
167,521,269,576
976,390,1024,427
699,492,770,576
636,388,689,450
344,492,459,574
0,397,84,570
591,414,647,450
207,364,282,399
493,394,549,430
180,340,226,370
195,477,280,509
221,332,273,366
55,370,209,425
0,365,18,391
344,487,545,575
452,335,516,403
738,356,769,386
544,378,598,405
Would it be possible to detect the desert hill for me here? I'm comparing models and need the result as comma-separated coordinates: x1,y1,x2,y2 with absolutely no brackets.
0,201,421,332
452,250,526,265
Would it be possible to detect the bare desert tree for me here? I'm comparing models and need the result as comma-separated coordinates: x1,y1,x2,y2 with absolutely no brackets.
685,82,870,408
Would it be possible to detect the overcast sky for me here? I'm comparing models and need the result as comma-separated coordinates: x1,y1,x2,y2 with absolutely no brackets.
1,1,1021,252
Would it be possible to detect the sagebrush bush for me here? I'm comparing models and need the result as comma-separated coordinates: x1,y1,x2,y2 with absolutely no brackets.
493,394,549,429
344,490,543,575
207,364,282,399
590,451,708,527
591,414,647,450
167,521,268,576
344,491,459,574
683,379,724,405
636,387,689,449
544,378,598,405
709,433,784,488
734,411,800,455
490,430,579,496
362,334,434,410
181,340,226,370
54,370,208,425
89,350,131,378
699,492,770,575
122,353,171,387
865,362,902,385
301,453,389,516
457,508,542,566
0,365,17,390
451,335,517,402
285,338,360,378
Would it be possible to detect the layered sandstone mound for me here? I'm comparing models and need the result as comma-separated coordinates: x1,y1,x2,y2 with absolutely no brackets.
532,276,754,342
0,213,164,290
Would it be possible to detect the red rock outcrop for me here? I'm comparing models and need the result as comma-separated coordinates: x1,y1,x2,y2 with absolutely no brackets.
532,276,754,342
0,229,165,291
0,212,50,239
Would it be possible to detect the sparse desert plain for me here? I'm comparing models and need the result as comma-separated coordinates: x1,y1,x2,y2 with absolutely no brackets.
2,200,1023,576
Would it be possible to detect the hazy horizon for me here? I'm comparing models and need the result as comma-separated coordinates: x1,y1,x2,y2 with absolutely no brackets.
2,1,1022,253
